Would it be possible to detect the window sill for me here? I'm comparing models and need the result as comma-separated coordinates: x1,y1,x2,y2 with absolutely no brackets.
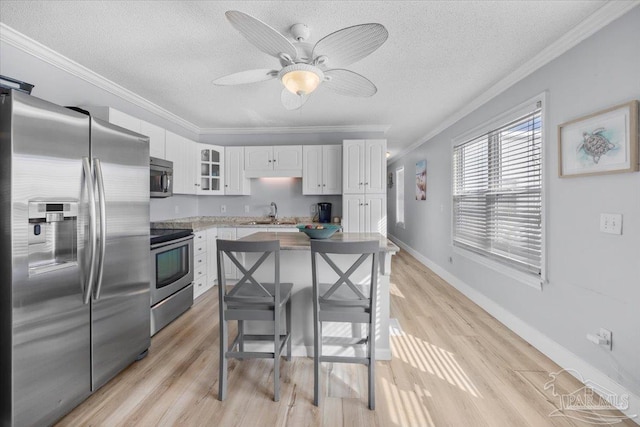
452,245,543,291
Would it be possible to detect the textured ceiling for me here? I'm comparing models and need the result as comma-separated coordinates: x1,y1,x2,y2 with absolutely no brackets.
0,1,611,155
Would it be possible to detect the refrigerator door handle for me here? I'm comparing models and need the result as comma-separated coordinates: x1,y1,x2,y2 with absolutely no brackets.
93,158,107,300
82,157,98,304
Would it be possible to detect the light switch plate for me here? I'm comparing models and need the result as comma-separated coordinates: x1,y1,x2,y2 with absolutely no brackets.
600,213,622,235
220,205,226,213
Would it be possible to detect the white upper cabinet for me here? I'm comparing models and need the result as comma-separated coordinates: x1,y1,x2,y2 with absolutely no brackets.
303,145,342,195
343,139,386,194
141,121,166,159
225,146,250,195
244,145,302,177
165,131,196,195
196,143,224,195
82,107,166,159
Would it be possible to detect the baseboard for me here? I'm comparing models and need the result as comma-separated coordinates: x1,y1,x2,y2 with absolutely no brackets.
387,234,639,425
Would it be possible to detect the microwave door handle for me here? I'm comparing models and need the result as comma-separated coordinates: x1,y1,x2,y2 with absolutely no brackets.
82,157,98,304
162,172,170,193
93,158,107,300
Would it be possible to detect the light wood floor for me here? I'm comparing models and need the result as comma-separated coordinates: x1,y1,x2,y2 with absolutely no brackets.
57,250,636,426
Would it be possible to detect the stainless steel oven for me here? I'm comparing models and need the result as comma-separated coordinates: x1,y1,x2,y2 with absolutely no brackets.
150,229,193,335
150,157,172,198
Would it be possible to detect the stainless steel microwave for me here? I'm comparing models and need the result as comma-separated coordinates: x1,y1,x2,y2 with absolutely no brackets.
150,157,172,198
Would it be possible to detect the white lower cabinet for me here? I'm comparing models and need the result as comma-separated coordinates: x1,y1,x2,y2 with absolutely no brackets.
342,194,386,235
193,230,210,300
216,228,237,279
206,227,218,287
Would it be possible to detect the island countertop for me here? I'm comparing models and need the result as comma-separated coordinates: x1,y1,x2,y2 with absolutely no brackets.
236,231,399,253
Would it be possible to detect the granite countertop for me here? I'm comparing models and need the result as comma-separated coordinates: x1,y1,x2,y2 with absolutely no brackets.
151,216,331,231
237,231,399,253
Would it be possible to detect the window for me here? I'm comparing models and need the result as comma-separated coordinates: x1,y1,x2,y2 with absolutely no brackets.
396,167,405,226
453,101,542,276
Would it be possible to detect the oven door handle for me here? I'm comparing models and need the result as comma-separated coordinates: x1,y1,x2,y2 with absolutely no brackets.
151,235,194,251
93,158,107,300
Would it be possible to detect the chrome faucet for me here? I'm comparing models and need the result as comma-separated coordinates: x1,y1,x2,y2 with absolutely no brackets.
269,202,278,221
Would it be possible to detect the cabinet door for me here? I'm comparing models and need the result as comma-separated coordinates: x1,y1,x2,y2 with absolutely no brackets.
303,145,323,195
206,228,218,286
245,146,273,172
342,194,364,233
323,145,342,195
225,146,250,195
216,228,237,279
365,139,386,194
140,121,166,159
365,194,386,236
343,140,365,194
196,144,224,195
165,131,195,194
108,109,141,133
273,145,302,171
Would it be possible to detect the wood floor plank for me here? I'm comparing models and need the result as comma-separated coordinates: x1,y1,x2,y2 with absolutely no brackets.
54,249,635,427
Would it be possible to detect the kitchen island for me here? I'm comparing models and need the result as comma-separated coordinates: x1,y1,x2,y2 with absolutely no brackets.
233,231,399,360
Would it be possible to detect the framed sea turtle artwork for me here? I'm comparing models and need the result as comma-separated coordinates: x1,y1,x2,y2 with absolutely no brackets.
558,100,638,177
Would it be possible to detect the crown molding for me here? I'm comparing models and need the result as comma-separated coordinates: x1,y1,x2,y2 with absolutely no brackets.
388,1,639,163
0,23,200,134
199,124,390,135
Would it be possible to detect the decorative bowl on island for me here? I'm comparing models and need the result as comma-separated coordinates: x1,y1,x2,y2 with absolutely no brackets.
296,223,341,239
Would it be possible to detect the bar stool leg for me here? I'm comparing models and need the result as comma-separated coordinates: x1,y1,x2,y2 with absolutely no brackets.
274,308,281,402
238,320,244,359
368,322,375,410
219,316,228,401
286,299,292,361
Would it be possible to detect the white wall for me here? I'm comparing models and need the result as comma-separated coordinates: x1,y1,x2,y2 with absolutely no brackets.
388,6,640,403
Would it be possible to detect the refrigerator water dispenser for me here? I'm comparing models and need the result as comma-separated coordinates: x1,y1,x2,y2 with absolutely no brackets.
28,201,78,275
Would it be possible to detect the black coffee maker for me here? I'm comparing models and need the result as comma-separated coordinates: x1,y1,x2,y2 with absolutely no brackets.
317,203,332,223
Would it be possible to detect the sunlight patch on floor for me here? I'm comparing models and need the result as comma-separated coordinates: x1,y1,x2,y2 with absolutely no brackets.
391,333,482,398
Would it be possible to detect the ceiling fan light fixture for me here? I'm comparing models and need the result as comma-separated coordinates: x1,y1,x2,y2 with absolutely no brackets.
279,64,324,96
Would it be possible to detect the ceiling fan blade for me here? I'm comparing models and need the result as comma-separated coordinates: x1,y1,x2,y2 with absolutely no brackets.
281,88,309,110
312,23,388,68
323,69,377,97
225,10,298,61
212,69,278,86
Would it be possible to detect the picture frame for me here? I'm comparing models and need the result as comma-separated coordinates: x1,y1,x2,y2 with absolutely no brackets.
415,160,426,200
558,100,638,177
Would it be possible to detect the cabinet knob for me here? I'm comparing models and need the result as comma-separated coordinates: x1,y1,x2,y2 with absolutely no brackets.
225,184,228,187
359,182,363,185
365,182,369,185
360,203,363,206
365,203,369,206
322,184,326,187
195,183,200,187
268,159,272,163
317,184,321,187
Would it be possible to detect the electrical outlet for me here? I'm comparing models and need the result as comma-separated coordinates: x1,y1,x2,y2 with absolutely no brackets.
599,328,612,350
311,204,316,213
600,213,622,234
587,328,612,350
244,205,250,213
220,205,226,213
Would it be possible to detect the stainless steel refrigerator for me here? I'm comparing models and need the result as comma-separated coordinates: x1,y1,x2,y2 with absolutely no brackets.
0,90,151,426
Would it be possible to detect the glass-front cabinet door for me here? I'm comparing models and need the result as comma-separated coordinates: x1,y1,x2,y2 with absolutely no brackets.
196,143,224,195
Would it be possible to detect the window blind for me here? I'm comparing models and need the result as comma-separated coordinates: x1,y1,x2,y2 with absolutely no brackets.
396,167,405,224
453,106,542,275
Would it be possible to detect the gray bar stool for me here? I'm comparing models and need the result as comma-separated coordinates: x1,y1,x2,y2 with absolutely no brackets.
310,239,379,410
216,239,293,402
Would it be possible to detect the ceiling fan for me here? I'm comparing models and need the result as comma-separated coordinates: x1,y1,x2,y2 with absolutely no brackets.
212,10,388,110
